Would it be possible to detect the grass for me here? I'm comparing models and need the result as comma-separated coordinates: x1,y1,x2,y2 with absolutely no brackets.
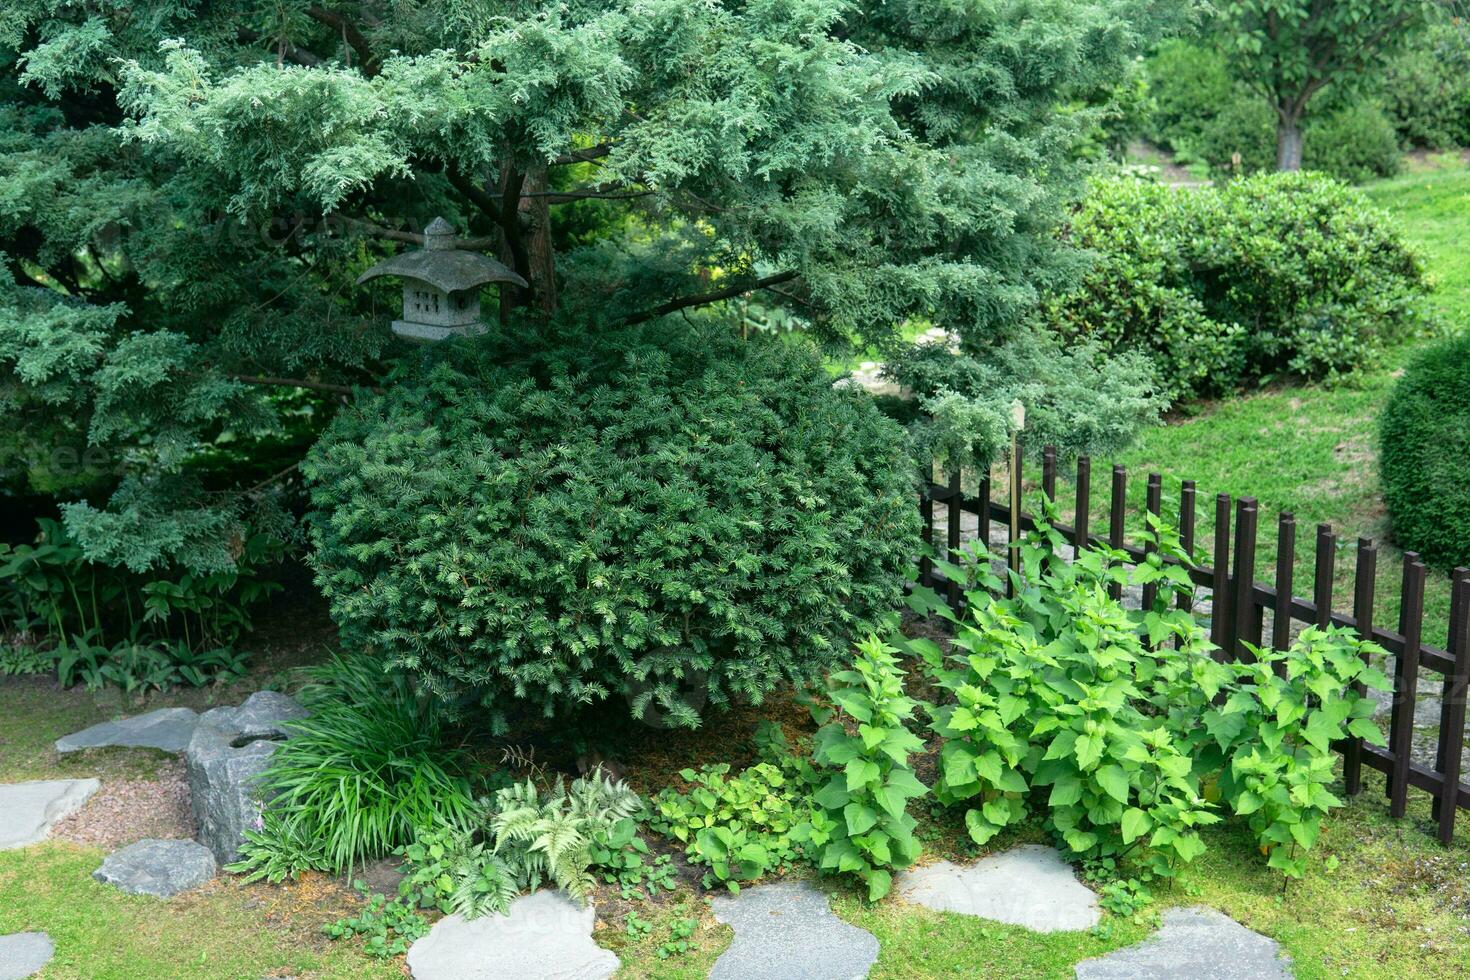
0,844,397,980
6,636,1470,977
1079,157,1470,652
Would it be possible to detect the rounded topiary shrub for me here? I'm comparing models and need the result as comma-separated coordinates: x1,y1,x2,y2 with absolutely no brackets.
1379,332,1470,570
305,324,920,729
1049,172,1428,403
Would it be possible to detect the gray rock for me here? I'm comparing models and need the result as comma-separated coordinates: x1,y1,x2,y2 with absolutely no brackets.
1074,906,1293,979
0,932,54,980
710,880,880,980
55,707,199,755
895,845,1100,932
406,890,617,980
183,692,306,865
184,723,278,865
0,778,100,850
198,691,306,742
93,838,217,898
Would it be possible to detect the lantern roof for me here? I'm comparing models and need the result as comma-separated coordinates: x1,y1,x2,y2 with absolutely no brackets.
356,216,528,293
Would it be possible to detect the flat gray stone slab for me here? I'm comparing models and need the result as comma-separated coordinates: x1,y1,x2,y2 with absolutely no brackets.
55,707,199,754
0,933,53,980
895,844,1100,932
1074,906,1293,978
0,779,100,850
94,838,217,898
710,880,879,980
406,890,617,980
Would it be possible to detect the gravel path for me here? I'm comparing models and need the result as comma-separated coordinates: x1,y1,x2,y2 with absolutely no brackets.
51,759,194,850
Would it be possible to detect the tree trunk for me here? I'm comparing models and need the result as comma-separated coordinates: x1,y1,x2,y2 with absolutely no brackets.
1276,114,1304,171
519,164,559,314
494,163,559,318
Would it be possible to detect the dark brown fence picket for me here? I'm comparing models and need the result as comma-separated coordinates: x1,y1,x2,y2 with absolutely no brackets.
918,445,1470,843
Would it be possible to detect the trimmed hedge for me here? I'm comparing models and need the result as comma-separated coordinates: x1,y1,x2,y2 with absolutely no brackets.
304,324,920,729
1047,172,1429,402
1379,332,1470,570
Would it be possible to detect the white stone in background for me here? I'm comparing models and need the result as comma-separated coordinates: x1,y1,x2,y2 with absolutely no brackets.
406,891,618,980
0,932,54,980
895,844,1101,932
0,779,100,850
710,880,880,980
1074,906,1293,979
55,707,200,755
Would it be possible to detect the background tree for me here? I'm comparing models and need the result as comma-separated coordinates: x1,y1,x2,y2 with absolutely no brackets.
1,0,1186,574
1213,0,1445,170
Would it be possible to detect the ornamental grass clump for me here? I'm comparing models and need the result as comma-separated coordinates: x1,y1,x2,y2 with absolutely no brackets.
231,652,478,881
305,322,919,729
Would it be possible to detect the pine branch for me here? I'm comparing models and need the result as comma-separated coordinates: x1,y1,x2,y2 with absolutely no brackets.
549,145,613,166
337,215,497,250
447,170,505,225
619,271,801,327
228,373,377,397
306,6,379,76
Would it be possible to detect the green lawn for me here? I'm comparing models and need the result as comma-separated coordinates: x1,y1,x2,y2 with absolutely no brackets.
1089,158,1470,652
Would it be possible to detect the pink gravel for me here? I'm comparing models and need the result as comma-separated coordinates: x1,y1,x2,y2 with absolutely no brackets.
52,759,195,850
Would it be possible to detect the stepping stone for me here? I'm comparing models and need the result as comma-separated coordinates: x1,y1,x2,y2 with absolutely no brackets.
0,779,101,850
55,707,200,755
406,890,617,980
93,838,217,898
1074,906,1293,979
710,880,879,980
895,844,1100,932
0,932,53,980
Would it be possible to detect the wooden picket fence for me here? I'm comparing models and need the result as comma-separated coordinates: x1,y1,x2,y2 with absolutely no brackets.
917,446,1470,845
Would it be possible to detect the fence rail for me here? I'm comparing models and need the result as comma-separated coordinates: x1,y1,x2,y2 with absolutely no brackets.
918,445,1470,844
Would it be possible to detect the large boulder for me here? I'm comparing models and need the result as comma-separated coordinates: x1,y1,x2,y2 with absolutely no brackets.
93,838,217,898
184,692,306,865
197,691,307,742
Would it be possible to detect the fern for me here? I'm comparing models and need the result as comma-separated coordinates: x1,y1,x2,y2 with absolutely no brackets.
487,773,644,904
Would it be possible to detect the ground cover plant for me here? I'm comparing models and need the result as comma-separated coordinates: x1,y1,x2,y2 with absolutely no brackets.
915,514,1389,886
0,518,278,692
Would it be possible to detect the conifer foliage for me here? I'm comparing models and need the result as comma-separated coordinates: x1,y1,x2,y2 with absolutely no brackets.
1,0,1185,572
305,323,919,725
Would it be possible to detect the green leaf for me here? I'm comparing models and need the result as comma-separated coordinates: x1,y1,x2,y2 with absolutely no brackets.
1120,807,1151,844
844,803,879,836
1095,764,1130,805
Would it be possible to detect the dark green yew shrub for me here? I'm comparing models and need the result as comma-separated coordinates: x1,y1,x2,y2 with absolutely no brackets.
1379,332,1470,570
305,324,920,728
1048,172,1429,402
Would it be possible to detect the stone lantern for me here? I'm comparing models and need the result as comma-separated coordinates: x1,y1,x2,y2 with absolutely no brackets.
356,216,528,341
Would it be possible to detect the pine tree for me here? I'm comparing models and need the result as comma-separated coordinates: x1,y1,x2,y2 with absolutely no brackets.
0,1,1186,572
